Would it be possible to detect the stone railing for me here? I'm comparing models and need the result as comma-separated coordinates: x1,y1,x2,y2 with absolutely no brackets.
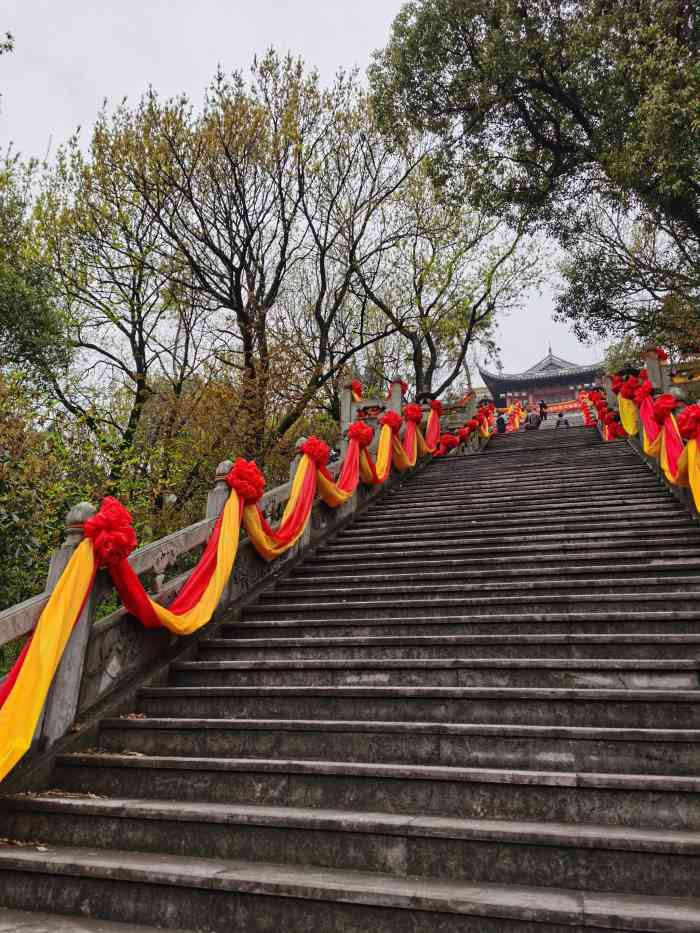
602,350,700,521
0,379,490,779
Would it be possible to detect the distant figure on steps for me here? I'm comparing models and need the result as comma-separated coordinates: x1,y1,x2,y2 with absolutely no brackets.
539,400,548,421
496,413,506,434
524,409,541,431
555,412,570,429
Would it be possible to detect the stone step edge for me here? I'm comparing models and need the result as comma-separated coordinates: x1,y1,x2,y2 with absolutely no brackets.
3,845,700,930
225,609,700,628
0,909,195,933
264,576,700,598
287,561,700,583
138,685,700,701
5,796,700,855
203,633,700,648
52,754,700,794
172,658,699,672
98,716,700,743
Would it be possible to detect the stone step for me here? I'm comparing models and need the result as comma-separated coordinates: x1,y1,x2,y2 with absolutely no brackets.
3,845,700,933
223,608,700,638
355,503,681,526
170,657,699,690
3,798,700,899
263,574,700,602
50,754,700,830
199,632,700,661
96,717,700,775
381,475,660,497
0,910,193,933
136,684,700,729
321,524,699,555
285,558,700,587
243,591,700,622
302,538,700,571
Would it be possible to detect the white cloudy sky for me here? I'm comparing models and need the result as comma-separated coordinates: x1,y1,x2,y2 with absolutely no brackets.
1,0,606,373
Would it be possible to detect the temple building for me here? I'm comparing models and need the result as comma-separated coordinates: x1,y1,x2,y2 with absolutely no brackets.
478,347,604,408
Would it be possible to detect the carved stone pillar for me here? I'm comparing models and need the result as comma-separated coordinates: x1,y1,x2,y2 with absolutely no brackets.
38,501,97,748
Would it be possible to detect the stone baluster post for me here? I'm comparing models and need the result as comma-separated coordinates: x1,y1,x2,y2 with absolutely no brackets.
207,459,233,613
38,501,97,748
339,383,354,459
388,378,404,414
602,374,617,408
642,350,671,392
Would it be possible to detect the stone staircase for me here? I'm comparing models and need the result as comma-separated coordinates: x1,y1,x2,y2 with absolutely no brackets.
2,425,700,931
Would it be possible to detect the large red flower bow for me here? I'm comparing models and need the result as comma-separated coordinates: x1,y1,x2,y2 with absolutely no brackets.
226,458,266,504
300,436,331,467
380,410,403,433
84,497,138,567
347,421,374,447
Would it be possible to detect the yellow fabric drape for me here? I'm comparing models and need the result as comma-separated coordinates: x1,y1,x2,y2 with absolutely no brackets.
416,427,437,456
242,456,312,560
150,491,241,634
0,539,96,783
618,396,639,436
688,439,700,511
360,424,393,484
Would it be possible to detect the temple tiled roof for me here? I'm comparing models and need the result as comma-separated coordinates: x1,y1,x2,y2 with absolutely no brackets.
478,350,604,385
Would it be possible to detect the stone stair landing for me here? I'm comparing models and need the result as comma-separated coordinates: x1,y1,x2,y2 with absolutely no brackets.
2,425,700,931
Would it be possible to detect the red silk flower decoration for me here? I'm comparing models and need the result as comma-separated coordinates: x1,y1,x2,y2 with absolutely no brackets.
619,376,639,400
300,436,331,467
380,410,403,433
458,426,472,442
84,497,138,567
440,433,459,449
350,379,362,397
403,403,423,423
610,375,624,395
634,379,654,405
467,418,479,430
652,394,678,424
678,404,700,441
347,421,374,447
226,458,266,504
430,400,444,415
654,347,669,362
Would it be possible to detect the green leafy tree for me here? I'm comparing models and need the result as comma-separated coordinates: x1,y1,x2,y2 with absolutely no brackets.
0,157,69,373
371,0,700,239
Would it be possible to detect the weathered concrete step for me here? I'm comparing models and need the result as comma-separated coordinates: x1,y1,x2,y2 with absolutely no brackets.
4,798,700,899
358,503,681,527
3,846,700,933
243,592,700,621
321,525,699,556
351,506,678,534
336,517,692,545
171,658,699,690
263,575,700,603
0,910,193,932
200,632,700,661
369,488,669,513
224,608,700,639
286,559,700,588
50,754,700,830
383,476,660,498
136,685,700,728
382,475,660,497
303,539,700,572
96,717,700,775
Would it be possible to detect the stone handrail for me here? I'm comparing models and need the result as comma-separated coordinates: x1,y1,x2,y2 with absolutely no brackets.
1,377,489,770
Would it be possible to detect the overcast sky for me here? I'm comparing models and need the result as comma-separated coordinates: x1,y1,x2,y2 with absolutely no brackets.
2,0,606,374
